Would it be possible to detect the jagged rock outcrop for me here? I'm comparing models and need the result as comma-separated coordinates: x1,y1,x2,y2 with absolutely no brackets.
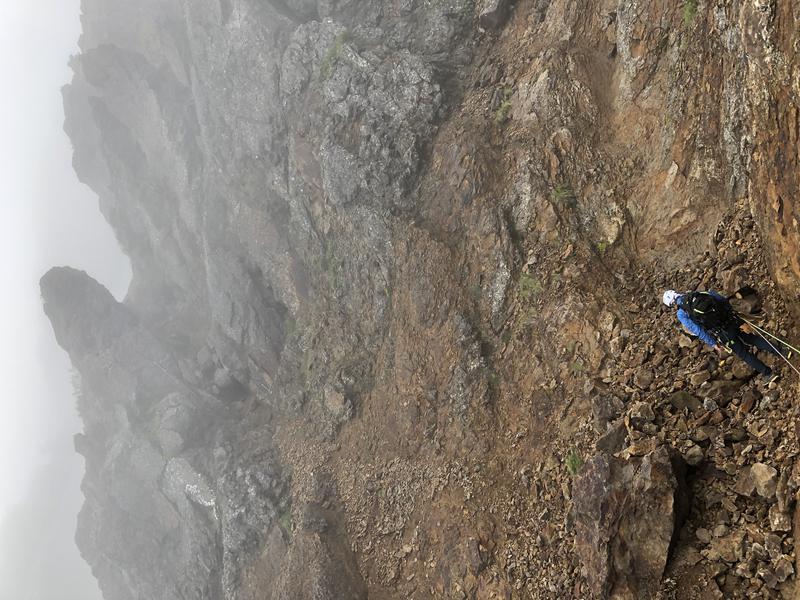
572,446,689,599
42,267,294,599
45,0,800,598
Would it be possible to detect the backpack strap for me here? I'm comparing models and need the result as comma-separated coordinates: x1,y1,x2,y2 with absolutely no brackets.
683,291,741,345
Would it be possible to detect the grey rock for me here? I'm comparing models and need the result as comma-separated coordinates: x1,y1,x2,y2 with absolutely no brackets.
705,531,745,564
683,444,704,466
751,463,778,498
572,446,689,599
633,369,654,390
591,394,625,433
595,419,627,454
712,524,729,538
321,144,362,207
768,504,792,532
690,370,711,386
213,367,235,391
734,465,767,497
773,555,794,583
668,391,703,413
765,533,783,560
478,0,512,29
629,401,655,426
696,528,712,544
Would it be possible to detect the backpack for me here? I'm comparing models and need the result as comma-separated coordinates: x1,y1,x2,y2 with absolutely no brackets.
682,291,741,344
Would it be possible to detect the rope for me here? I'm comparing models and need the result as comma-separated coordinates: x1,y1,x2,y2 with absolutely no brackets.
739,316,800,356
739,316,800,378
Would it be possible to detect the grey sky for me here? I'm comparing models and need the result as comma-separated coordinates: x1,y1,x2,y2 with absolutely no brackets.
0,1,130,598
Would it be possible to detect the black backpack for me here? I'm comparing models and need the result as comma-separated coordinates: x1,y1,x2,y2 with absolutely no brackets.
682,291,741,344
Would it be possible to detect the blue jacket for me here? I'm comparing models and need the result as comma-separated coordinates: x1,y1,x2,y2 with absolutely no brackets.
676,291,726,347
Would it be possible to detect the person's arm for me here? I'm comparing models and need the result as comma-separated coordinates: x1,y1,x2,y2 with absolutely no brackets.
677,309,718,346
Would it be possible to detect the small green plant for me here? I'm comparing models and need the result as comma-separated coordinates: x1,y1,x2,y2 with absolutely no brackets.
518,273,542,302
493,87,514,124
551,183,577,208
278,507,293,538
565,448,583,476
682,0,698,25
319,30,350,82
596,241,608,254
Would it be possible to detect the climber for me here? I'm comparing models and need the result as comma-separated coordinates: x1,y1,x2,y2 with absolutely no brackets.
662,289,786,382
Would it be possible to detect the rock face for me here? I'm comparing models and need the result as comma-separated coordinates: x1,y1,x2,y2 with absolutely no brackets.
44,0,800,598
42,267,289,600
572,446,689,599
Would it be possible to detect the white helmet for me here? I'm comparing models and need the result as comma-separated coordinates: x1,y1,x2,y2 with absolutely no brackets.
662,290,679,306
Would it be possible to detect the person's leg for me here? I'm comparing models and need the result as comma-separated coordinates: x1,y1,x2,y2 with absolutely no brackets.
727,338,772,375
739,331,786,358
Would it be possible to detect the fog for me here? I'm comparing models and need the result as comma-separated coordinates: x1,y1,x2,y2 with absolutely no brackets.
0,2,131,598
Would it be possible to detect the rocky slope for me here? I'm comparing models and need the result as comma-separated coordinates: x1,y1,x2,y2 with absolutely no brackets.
43,0,800,598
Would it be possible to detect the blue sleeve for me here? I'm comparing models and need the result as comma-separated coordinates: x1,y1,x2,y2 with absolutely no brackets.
677,309,717,346
709,290,727,301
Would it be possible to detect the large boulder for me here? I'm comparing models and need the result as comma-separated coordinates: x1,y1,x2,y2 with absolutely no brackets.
572,445,690,599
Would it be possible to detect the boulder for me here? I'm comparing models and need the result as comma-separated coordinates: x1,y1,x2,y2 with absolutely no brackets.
591,394,625,433
633,369,654,390
683,444,704,466
572,445,689,599
629,401,655,427
689,370,711,386
595,419,627,454
773,555,794,583
768,505,791,533
695,528,712,544
733,463,776,498
751,463,778,499
707,531,744,564
668,391,702,414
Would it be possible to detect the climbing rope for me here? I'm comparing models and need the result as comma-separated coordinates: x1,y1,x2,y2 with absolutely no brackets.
739,316,800,356
739,316,800,378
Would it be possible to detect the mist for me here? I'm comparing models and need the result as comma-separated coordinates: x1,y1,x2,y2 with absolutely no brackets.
0,1,130,598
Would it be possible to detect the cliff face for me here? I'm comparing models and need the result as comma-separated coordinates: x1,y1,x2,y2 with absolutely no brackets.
45,0,800,598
